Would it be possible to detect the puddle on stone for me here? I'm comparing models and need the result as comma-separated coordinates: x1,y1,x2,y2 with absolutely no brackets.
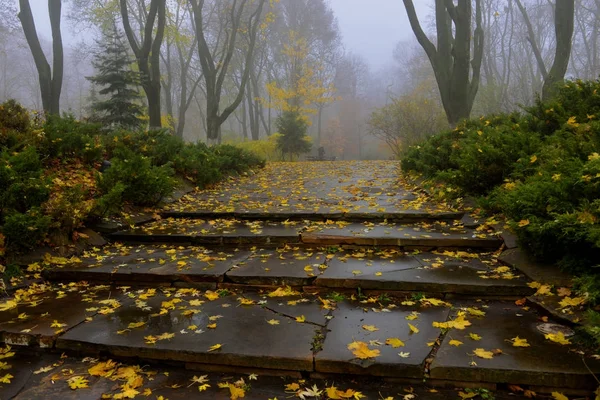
536,322,575,337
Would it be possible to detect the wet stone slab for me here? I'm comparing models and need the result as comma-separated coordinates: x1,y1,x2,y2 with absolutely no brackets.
56,291,318,371
315,301,449,377
429,301,600,389
315,253,533,296
112,219,301,245
302,223,503,248
46,245,251,285
0,285,112,348
226,249,327,286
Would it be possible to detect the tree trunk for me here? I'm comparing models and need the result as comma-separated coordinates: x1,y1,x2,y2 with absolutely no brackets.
317,105,323,146
403,0,483,126
120,0,165,129
542,0,575,101
18,0,63,115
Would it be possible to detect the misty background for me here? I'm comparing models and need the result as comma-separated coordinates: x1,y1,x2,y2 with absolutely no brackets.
0,0,596,159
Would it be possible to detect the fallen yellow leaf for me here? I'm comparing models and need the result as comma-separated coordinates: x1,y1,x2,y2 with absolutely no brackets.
385,338,405,348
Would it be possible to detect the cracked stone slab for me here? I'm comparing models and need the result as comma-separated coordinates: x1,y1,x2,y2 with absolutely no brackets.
429,301,600,389
315,301,449,377
239,292,331,326
56,292,317,371
226,249,327,286
0,286,112,348
46,245,250,285
498,248,573,288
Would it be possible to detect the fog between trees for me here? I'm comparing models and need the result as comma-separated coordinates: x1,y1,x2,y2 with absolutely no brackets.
0,0,593,160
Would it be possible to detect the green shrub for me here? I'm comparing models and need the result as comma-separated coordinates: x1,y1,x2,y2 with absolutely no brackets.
0,147,50,215
98,148,176,206
0,99,30,133
401,79,600,275
39,115,104,164
2,208,51,251
92,183,125,217
213,144,266,173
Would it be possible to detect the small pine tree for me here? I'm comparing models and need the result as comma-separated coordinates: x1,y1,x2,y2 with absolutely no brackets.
275,110,312,161
87,23,145,130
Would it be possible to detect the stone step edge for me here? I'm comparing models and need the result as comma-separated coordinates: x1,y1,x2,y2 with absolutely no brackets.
160,210,466,222
41,268,536,298
3,337,593,396
108,232,503,249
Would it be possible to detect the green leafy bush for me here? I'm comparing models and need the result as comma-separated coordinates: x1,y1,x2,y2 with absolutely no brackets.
2,208,51,251
98,148,176,206
39,115,104,164
0,99,30,133
402,79,600,275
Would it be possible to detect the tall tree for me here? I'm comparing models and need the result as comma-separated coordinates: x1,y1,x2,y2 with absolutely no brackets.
87,23,145,129
18,0,64,115
515,0,575,101
120,0,166,129
189,0,267,141
403,0,484,126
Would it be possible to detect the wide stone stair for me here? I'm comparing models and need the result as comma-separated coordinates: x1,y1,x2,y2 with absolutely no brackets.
2,160,599,398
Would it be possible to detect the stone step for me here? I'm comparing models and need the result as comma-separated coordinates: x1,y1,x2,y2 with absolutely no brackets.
160,210,465,223
1,285,597,393
110,218,502,249
43,245,532,297
2,352,544,400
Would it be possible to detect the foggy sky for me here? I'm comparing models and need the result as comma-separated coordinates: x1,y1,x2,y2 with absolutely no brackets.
328,0,433,69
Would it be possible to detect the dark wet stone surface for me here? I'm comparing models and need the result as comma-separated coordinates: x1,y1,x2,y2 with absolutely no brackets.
315,252,532,295
226,249,327,286
47,245,251,285
0,286,111,348
315,301,449,377
56,292,317,371
499,248,573,287
429,301,600,389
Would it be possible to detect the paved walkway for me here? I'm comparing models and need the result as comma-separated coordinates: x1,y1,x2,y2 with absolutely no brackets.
0,161,597,399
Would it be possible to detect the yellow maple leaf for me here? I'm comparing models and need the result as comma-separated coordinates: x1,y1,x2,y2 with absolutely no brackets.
530,155,538,164
385,338,405,348
113,387,140,399
198,383,211,392
473,348,494,359
238,298,255,306
50,320,67,329
267,319,280,325
67,376,89,390
558,297,586,308
296,315,306,323
545,332,571,345
268,286,300,297
144,335,157,345
347,341,380,359
518,219,530,227
157,332,175,341
0,373,12,384
88,359,118,377
449,339,463,347
127,321,146,329
458,391,478,399
285,382,300,391
0,300,17,312
469,333,482,341
408,323,419,334
466,308,486,317
207,323,217,329
362,324,378,332
510,336,530,347
326,386,342,399
204,291,220,301
567,116,578,126
208,343,223,352
552,392,569,400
